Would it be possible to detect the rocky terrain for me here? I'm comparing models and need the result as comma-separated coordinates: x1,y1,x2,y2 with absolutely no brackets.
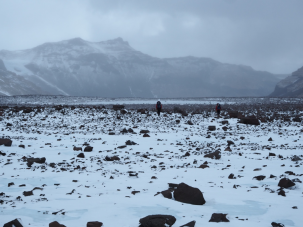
0,38,282,97
0,97,302,227
270,66,303,97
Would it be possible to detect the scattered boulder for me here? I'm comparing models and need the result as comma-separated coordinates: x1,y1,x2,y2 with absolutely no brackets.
161,190,172,199
139,214,176,227
140,130,150,134
87,221,103,227
77,153,85,158
208,126,216,131
143,133,150,137
73,146,82,151
278,189,286,197
228,174,236,179
0,139,12,146
180,221,196,227
84,146,93,152
23,191,33,196
198,164,209,169
49,221,66,227
204,151,221,159
209,213,229,222
174,183,206,205
278,178,295,188
19,145,25,148
105,156,120,161
227,140,234,146
3,218,23,227
0,151,6,156
187,120,194,125
27,157,46,167
239,117,260,125
253,175,266,181
291,155,302,161
126,140,137,145
271,222,285,227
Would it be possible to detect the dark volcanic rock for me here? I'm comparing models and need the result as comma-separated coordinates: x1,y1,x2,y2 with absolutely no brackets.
126,140,137,145
87,221,103,227
23,191,33,196
49,221,67,227
278,189,286,197
105,155,120,161
228,174,236,179
291,155,302,161
253,175,266,181
84,146,93,152
271,222,285,227
140,130,150,134
27,157,46,167
278,178,295,188
0,151,6,156
208,126,216,131
209,213,229,222
77,153,85,158
139,214,176,227
180,221,196,227
161,190,172,199
204,150,221,159
0,139,12,146
239,117,260,125
3,218,23,227
174,183,205,205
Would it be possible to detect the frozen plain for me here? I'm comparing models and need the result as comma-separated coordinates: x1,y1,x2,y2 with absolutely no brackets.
0,96,302,227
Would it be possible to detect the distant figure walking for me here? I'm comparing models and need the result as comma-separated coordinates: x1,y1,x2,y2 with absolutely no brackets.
156,99,162,116
215,103,221,117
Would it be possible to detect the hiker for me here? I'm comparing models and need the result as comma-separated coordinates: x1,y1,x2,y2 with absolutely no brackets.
156,99,162,116
215,103,221,117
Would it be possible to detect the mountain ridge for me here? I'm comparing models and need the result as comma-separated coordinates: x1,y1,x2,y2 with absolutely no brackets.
0,37,282,97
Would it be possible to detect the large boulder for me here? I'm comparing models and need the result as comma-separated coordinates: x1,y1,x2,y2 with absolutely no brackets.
3,218,23,227
278,178,295,188
173,183,205,205
209,213,229,222
87,221,103,227
139,215,176,227
0,139,12,146
84,146,93,152
49,221,66,227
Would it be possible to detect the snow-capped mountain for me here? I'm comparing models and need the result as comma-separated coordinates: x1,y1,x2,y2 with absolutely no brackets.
270,66,303,97
0,37,280,97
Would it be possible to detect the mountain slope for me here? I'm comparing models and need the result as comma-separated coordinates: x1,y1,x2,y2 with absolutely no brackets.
0,37,280,97
0,59,46,96
270,66,303,97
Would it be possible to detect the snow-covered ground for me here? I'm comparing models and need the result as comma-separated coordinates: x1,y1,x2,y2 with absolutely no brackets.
0,97,302,227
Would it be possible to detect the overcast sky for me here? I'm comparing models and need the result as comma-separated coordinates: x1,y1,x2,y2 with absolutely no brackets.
0,0,302,74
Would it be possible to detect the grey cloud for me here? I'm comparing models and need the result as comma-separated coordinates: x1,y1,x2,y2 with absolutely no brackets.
0,0,302,74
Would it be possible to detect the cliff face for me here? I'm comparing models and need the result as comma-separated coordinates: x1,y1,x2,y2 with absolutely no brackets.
270,66,303,97
0,37,280,97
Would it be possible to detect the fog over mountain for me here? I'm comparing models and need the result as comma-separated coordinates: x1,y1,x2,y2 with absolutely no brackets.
270,66,303,97
0,38,282,97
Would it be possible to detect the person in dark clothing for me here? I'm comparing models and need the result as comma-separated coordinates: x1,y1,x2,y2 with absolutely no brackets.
215,103,221,117
156,99,162,116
